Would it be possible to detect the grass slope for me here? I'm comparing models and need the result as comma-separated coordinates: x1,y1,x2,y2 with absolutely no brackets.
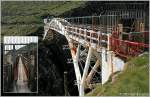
86,54,149,96
1,1,86,36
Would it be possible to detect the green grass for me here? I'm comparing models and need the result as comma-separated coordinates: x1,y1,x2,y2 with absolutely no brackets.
1,1,86,36
1,24,42,36
2,15,42,24
86,54,149,96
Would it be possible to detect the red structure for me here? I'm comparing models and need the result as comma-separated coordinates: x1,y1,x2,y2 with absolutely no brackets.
109,31,149,58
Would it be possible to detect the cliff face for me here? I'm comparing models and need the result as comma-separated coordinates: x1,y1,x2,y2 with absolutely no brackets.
37,31,78,96
38,41,64,95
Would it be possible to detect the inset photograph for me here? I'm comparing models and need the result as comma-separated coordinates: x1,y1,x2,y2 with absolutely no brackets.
2,36,38,93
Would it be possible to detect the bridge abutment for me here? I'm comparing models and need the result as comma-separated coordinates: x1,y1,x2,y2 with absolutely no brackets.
101,48,125,84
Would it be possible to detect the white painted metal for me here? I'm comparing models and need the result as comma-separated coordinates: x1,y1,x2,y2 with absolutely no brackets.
43,18,125,96
68,42,81,91
75,44,82,91
80,47,93,96
43,18,63,39
107,34,111,51
101,48,112,84
101,50,125,84
86,59,100,85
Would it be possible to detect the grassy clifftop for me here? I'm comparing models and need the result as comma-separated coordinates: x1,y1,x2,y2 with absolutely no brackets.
87,54,149,96
1,1,86,36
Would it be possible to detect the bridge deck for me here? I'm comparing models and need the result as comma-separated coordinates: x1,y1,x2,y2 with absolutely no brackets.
44,17,149,58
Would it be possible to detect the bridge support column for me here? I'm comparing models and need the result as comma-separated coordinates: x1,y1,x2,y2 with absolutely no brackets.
80,47,93,96
69,42,81,91
86,59,100,85
75,44,82,90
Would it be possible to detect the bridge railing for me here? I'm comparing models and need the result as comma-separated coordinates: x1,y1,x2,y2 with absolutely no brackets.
65,25,108,48
44,15,148,57
64,22,149,57
109,34,149,57
64,15,120,33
